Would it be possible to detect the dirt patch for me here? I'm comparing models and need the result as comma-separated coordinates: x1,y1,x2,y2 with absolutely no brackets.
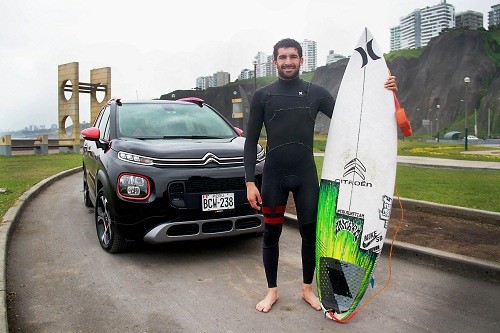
286,195,499,263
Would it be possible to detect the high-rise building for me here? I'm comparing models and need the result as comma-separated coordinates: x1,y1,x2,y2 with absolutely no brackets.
489,4,500,28
420,1,455,47
391,1,456,51
238,69,254,81
325,50,346,65
195,76,210,90
195,71,230,90
300,39,317,72
400,10,422,49
213,71,230,87
456,10,483,30
254,52,268,78
390,26,402,51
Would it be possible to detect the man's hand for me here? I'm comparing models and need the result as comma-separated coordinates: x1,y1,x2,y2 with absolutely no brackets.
246,182,262,210
384,75,398,92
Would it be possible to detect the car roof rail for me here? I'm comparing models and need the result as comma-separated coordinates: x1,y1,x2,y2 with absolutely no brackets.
178,97,204,107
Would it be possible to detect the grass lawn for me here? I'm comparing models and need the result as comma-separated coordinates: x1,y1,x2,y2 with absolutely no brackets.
0,141,499,220
314,156,499,212
0,153,82,219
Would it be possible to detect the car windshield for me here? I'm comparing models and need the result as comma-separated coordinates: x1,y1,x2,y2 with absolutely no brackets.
117,103,236,139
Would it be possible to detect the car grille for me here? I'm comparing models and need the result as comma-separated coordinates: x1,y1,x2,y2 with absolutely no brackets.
143,214,264,243
164,216,262,237
185,177,245,193
152,153,244,168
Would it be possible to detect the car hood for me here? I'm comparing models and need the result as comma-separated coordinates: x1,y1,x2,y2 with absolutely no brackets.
111,136,247,159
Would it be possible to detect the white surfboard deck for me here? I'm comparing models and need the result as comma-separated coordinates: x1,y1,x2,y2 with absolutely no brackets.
316,27,397,320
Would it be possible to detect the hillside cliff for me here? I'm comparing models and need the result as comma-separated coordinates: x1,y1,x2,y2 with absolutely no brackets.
161,30,499,137
387,30,498,136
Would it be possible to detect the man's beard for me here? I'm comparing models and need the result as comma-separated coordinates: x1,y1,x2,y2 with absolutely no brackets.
277,65,300,80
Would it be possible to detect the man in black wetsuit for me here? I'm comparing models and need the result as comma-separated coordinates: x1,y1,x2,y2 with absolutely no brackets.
244,38,397,313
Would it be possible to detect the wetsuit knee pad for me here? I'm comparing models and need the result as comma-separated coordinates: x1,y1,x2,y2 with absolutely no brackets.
263,223,283,248
300,222,316,247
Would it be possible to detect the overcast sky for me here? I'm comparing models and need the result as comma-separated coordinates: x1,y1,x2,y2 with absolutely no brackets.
0,0,496,131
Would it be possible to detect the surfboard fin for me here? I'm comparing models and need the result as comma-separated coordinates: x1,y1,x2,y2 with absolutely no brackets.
370,277,375,288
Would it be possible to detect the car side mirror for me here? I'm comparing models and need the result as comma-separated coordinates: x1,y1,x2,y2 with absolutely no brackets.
81,127,100,141
81,127,108,150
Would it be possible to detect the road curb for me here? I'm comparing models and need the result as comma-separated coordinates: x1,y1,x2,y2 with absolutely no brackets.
395,198,500,226
0,166,82,333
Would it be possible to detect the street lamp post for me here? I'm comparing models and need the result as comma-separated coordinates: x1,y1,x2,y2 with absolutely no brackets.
253,61,257,93
464,77,470,150
436,104,440,142
429,109,432,138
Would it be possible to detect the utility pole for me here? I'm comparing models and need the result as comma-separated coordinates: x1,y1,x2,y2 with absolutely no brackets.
464,77,470,150
436,104,440,142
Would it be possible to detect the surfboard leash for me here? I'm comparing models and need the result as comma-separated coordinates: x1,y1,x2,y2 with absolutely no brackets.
324,185,406,324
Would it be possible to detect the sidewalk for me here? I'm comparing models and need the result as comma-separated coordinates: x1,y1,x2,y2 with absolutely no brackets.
313,153,500,170
397,155,500,170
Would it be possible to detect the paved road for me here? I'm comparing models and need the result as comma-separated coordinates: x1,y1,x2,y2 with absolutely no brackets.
6,172,499,332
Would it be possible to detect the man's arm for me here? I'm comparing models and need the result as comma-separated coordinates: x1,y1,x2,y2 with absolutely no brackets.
244,90,265,211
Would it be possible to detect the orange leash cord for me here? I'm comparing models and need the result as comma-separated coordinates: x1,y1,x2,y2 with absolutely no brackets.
328,185,405,323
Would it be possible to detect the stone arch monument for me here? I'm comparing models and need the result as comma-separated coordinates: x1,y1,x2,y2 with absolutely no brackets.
58,62,111,152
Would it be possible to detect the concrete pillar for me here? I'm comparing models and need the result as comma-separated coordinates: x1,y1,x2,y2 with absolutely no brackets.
90,67,111,124
58,62,80,153
0,135,12,156
34,134,48,155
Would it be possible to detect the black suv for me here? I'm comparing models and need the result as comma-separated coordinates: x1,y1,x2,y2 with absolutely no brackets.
81,98,265,253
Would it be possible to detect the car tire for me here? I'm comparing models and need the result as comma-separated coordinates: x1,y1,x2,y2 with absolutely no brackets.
95,188,129,253
83,171,93,207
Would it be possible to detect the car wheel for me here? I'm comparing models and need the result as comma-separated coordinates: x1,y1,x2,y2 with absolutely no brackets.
95,188,128,253
83,171,92,207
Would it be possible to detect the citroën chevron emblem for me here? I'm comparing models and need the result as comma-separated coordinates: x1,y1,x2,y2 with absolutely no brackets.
343,158,366,180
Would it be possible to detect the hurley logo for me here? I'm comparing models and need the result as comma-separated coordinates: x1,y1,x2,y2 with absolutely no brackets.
355,39,381,68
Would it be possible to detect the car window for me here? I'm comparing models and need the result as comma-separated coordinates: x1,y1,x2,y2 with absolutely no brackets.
98,106,111,141
117,103,235,139
94,107,105,127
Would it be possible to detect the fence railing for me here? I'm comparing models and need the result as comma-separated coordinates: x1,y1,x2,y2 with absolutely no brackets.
0,135,83,156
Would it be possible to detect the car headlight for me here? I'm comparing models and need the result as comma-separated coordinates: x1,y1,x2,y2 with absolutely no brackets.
118,151,153,165
117,173,151,200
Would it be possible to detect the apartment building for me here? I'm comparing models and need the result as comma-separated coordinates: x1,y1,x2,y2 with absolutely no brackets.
420,1,455,46
391,1,455,50
238,69,254,81
325,50,346,65
456,10,483,29
300,39,317,72
390,26,401,52
489,4,500,28
400,10,422,49
195,71,230,90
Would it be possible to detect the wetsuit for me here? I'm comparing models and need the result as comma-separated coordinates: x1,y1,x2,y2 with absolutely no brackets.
244,76,335,288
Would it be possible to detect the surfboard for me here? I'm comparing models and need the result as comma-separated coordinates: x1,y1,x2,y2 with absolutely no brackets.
315,28,397,322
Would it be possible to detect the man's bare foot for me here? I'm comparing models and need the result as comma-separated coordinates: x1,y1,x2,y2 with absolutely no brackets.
256,288,278,313
301,284,322,311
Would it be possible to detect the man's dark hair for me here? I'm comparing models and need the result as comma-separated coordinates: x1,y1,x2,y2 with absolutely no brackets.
273,38,302,60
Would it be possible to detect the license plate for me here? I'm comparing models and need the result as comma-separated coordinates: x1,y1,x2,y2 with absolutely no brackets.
202,193,235,211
